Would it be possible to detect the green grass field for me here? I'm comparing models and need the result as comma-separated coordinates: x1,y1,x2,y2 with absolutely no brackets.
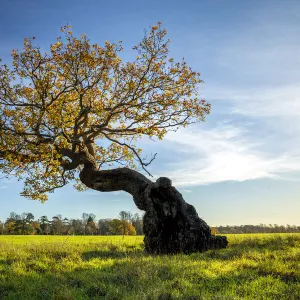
0,234,299,299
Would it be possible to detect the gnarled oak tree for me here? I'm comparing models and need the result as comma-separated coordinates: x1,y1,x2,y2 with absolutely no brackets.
0,24,227,253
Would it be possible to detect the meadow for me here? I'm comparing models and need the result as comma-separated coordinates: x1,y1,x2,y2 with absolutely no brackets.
0,234,299,300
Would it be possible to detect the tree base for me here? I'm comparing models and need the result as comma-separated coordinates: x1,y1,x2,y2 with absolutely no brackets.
142,177,228,254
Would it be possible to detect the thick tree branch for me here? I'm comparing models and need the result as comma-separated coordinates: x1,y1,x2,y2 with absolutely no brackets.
80,166,152,210
59,147,96,170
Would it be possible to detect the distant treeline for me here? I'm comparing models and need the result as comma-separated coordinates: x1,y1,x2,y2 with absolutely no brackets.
0,211,143,236
216,224,300,234
1,211,299,235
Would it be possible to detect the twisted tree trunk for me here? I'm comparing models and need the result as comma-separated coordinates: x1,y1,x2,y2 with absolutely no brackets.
80,165,228,254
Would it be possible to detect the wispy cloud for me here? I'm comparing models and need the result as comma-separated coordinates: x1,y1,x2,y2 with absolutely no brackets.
214,85,300,118
182,189,192,193
160,122,300,186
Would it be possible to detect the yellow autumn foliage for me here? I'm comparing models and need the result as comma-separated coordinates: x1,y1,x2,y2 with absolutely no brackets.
0,23,210,201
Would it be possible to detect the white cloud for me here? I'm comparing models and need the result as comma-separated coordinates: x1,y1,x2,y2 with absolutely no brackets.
203,84,300,118
160,124,300,187
230,85,300,118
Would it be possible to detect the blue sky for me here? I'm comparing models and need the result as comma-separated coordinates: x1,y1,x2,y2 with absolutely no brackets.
0,0,300,225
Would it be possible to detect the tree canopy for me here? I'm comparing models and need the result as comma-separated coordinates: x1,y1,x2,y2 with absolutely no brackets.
0,23,210,201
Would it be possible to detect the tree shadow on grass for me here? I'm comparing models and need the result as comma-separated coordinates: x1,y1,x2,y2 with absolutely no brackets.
80,235,300,263
82,244,145,261
194,234,300,261
82,249,142,260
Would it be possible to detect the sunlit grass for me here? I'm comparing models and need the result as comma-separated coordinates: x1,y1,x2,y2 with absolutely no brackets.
0,234,299,299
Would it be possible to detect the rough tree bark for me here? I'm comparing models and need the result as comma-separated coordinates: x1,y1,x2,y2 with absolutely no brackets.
80,164,228,254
